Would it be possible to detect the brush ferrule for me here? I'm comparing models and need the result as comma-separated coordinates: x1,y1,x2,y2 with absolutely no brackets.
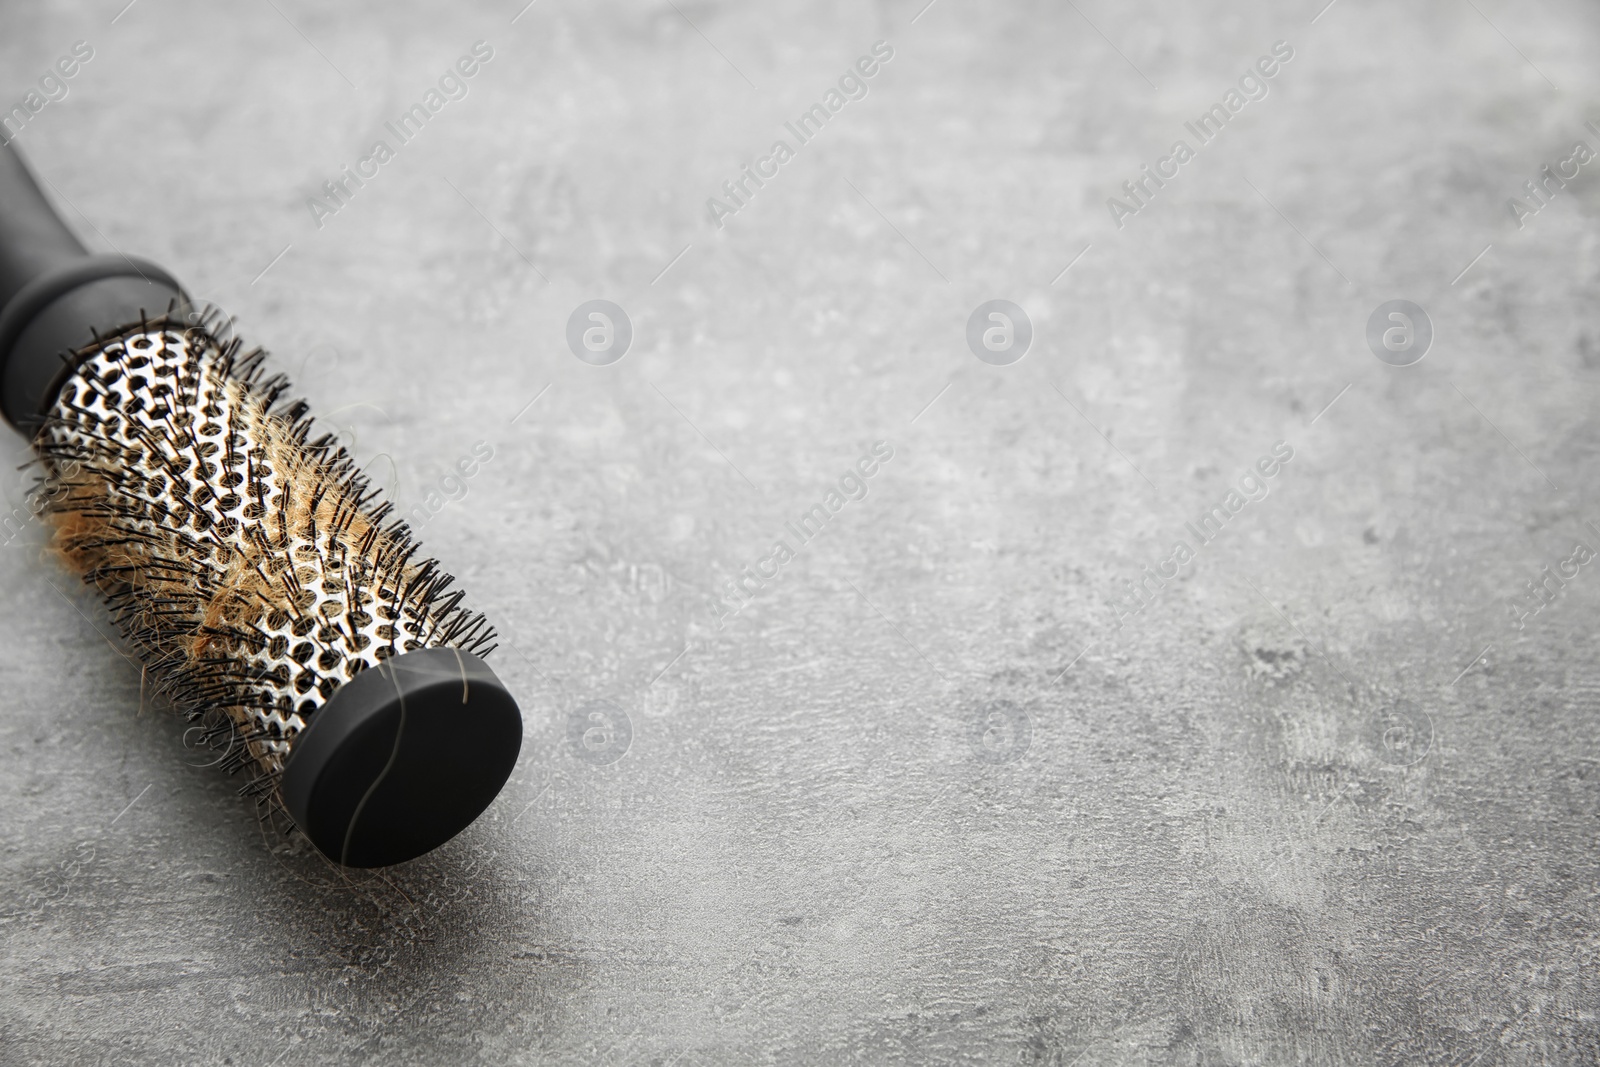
0,254,184,433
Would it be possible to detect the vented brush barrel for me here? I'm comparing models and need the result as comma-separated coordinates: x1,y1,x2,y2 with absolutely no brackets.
0,142,522,868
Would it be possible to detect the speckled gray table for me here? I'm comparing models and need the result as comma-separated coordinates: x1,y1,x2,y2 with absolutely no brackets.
3,1,1599,1064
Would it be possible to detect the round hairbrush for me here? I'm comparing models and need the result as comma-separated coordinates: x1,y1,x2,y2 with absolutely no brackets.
0,142,522,868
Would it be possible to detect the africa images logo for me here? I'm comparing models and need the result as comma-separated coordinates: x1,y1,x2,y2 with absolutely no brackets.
0,40,94,146
1105,40,1295,229
714,441,895,627
306,41,495,229
704,41,895,229
1108,441,1294,630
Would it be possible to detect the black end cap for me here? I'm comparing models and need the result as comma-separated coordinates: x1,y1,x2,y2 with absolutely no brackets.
280,648,523,868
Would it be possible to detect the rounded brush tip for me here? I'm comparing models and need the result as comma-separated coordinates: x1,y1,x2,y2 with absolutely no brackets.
279,648,523,868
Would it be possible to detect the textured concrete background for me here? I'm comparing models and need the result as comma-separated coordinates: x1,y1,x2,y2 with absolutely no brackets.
2,0,1600,1063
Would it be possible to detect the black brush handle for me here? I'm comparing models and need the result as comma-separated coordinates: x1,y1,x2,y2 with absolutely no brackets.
0,139,88,303
0,141,186,433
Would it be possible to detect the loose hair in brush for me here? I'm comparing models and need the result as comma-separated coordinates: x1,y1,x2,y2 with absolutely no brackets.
0,142,522,868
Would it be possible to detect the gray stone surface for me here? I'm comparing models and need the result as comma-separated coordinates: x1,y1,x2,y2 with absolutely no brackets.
2,0,1600,1063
